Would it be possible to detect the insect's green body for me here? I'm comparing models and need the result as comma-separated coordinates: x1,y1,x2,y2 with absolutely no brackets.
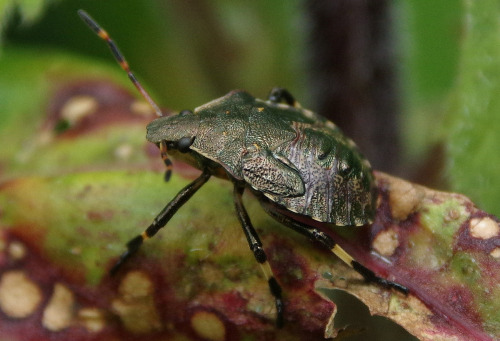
78,10,407,328
147,90,376,226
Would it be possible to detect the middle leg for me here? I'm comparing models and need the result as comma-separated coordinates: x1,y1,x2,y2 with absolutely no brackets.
233,183,284,327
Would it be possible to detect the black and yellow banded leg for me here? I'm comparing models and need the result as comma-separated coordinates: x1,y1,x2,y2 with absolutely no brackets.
110,169,212,275
261,202,408,295
233,184,284,327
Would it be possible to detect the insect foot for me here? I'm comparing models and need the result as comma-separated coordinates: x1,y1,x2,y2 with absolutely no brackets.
352,261,409,294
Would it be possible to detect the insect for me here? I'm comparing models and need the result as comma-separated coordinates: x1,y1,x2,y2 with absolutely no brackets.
78,10,408,327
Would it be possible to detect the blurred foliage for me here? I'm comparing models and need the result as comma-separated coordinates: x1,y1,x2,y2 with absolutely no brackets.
2,0,307,108
445,0,500,217
395,0,461,162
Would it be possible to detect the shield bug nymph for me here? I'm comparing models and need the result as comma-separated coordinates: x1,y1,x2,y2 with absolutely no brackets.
78,10,408,327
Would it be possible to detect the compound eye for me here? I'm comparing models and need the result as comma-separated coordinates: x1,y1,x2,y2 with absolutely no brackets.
177,136,195,153
179,109,193,117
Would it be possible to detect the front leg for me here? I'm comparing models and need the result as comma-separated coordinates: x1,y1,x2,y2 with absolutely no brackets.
110,169,211,274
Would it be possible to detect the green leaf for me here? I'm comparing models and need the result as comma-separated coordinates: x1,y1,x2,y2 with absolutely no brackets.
446,0,500,217
0,47,154,180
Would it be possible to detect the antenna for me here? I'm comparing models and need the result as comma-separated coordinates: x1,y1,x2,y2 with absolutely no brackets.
78,10,163,117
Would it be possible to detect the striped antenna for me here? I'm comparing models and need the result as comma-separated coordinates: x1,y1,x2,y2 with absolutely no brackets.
160,140,173,181
78,10,163,117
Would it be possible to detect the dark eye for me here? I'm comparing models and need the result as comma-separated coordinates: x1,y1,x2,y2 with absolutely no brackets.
179,109,193,117
177,136,195,153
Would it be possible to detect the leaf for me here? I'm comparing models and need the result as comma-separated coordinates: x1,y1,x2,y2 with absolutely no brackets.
1,159,499,340
446,0,500,217
0,47,156,180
